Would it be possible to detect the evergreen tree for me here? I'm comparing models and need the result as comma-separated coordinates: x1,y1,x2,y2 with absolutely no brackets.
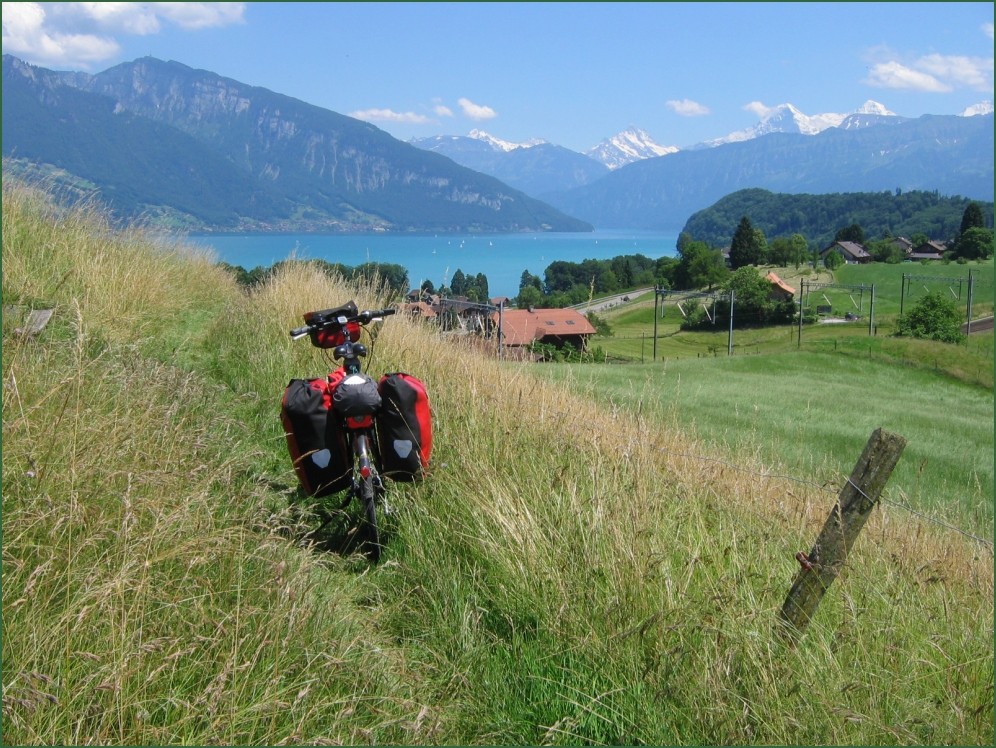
474,272,490,301
729,216,763,269
519,270,542,292
960,202,985,236
950,226,994,260
834,223,865,244
451,269,467,296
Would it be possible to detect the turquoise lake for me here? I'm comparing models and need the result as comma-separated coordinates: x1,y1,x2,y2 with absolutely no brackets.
186,229,680,299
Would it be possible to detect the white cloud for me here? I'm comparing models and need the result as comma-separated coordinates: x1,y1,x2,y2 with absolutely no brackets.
917,53,993,91
743,101,777,118
150,3,246,31
432,100,453,117
983,22,994,40
665,99,710,116
458,97,497,121
1,2,245,68
861,43,993,93
68,3,163,35
2,2,120,65
348,108,432,124
863,61,950,92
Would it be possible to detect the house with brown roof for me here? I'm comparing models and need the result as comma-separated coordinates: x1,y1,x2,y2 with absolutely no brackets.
820,240,872,264
908,240,947,261
491,307,597,351
892,236,915,256
765,271,796,301
398,301,437,319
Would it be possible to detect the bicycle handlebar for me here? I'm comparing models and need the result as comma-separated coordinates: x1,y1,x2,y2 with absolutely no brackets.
289,307,397,340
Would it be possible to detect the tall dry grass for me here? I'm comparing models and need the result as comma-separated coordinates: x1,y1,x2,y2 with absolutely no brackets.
2,182,428,744
2,177,228,349
3,177,992,745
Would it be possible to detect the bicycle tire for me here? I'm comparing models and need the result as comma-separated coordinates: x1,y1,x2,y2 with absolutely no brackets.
360,473,381,561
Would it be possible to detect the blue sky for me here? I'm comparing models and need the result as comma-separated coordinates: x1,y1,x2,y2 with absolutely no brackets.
3,2,993,151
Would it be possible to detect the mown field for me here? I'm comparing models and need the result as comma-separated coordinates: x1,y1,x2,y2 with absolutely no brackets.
593,260,994,371
3,179,993,746
559,259,995,541
535,350,994,538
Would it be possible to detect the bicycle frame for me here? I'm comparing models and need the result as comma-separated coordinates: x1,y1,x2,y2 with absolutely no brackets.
290,305,396,561
334,339,385,559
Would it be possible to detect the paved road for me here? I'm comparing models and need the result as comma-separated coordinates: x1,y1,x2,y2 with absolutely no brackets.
569,287,654,315
963,316,994,334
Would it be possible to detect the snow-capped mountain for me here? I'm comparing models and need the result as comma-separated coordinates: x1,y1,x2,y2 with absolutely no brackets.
408,130,609,197
409,98,991,210
584,127,678,170
699,100,898,147
961,100,994,117
467,129,546,152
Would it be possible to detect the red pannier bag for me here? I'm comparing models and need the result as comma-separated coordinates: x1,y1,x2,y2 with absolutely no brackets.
376,373,432,481
303,301,361,349
280,377,351,496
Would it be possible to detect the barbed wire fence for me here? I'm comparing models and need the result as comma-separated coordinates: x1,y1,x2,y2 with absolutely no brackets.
654,442,993,549
651,426,991,637
417,285,994,550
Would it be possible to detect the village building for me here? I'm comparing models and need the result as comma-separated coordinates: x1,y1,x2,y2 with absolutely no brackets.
491,307,597,352
891,236,915,255
398,300,437,320
820,240,872,264
765,271,796,301
908,239,947,261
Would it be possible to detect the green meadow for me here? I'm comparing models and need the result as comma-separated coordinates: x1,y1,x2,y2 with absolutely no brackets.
537,350,993,538
3,179,993,746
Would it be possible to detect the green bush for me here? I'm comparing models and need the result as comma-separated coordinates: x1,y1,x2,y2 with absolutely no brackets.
896,291,966,344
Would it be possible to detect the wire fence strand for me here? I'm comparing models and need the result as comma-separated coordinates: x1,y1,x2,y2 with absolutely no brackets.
657,446,994,549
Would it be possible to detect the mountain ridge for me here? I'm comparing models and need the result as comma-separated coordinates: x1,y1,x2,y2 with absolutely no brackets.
544,113,995,230
1,54,592,233
3,53,991,233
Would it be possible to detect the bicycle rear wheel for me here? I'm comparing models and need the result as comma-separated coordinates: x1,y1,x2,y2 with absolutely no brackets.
360,473,381,561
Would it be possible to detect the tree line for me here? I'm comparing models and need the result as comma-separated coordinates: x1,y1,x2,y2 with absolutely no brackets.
219,258,410,294
508,202,991,333
681,188,994,249
216,202,991,326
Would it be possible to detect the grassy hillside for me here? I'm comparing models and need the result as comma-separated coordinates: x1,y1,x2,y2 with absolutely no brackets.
594,261,994,385
537,352,994,538
3,179,993,745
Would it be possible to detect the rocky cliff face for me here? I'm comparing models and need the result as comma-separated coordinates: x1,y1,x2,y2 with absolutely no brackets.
3,55,591,232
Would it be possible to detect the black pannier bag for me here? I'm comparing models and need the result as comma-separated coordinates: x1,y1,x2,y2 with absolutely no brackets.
281,378,351,496
376,373,432,481
331,372,382,420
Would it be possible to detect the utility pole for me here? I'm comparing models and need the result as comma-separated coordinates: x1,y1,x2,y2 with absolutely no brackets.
497,298,504,359
966,269,974,337
653,285,666,361
798,279,805,348
728,289,735,356
868,284,875,336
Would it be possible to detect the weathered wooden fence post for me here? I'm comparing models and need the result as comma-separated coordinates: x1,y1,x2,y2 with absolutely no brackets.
778,428,907,638
13,308,54,337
